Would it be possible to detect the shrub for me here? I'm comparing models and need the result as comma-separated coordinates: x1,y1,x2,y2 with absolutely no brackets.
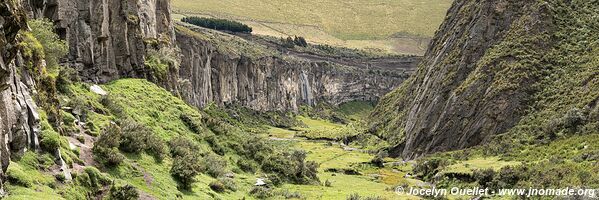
217,177,237,191
76,167,111,192
346,193,385,200
281,37,295,48
202,154,227,178
144,47,180,80
56,66,80,94
413,158,451,181
371,151,388,168
472,168,496,188
180,113,202,134
249,186,273,199
118,119,148,153
260,150,319,184
171,153,202,190
93,146,125,167
95,123,122,148
209,180,226,193
324,179,332,187
237,158,258,173
293,36,308,47
109,184,139,200
181,17,252,33
277,189,303,199
168,136,202,158
27,19,68,69
118,118,167,160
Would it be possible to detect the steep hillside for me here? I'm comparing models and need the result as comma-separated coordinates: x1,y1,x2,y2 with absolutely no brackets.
172,0,453,55
370,0,599,159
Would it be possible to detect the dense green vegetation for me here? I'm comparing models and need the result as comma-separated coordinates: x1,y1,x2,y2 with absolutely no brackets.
182,16,252,33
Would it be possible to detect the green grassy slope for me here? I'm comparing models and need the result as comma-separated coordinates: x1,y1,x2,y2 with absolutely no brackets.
172,0,452,55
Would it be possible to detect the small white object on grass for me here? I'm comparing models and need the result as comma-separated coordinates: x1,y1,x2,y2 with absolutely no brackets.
90,85,107,96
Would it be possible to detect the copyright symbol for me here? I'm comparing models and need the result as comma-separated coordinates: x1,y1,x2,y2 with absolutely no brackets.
395,186,405,195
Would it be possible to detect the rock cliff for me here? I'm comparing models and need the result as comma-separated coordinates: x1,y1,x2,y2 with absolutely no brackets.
175,24,415,111
370,0,599,159
23,0,175,83
23,0,417,112
0,0,42,194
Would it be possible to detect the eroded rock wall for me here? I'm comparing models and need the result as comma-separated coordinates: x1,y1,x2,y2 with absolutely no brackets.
24,0,175,83
0,0,41,194
370,0,599,159
175,25,412,111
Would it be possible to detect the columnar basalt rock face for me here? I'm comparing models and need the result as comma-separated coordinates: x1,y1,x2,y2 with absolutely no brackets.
0,0,41,194
22,0,416,112
24,0,175,83
175,25,413,111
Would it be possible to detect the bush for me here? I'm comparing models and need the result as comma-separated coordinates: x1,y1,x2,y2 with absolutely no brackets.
171,153,202,190
370,151,388,168
181,17,252,33
27,19,68,69
93,146,125,167
109,184,139,200
209,180,226,193
324,179,332,187
260,150,319,184
202,154,227,178
118,119,149,153
100,95,124,117
56,67,80,94
277,189,303,199
346,193,385,200
168,136,202,158
217,177,237,191
76,167,111,192
413,158,451,181
249,186,273,199
293,36,308,47
144,47,180,80
180,113,202,134
237,158,258,173
472,169,496,188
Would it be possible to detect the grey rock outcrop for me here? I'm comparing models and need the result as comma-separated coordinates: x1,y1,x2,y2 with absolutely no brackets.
24,0,175,83
175,25,415,111
1,0,41,193
22,0,417,112
371,0,599,159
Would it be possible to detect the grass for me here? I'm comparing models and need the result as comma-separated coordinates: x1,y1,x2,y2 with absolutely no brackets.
294,116,355,140
285,141,421,199
265,126,296,139
172,0,452,54
295,141,371,170
442,157,520,175
337,101,375,120
102,79,202,140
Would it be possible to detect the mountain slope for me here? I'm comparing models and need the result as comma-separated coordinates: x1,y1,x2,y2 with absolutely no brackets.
370,0,599,158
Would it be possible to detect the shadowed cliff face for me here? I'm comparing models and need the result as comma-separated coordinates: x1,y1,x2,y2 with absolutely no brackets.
0,0,42,193
175,25,414,111
371,0,599,159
